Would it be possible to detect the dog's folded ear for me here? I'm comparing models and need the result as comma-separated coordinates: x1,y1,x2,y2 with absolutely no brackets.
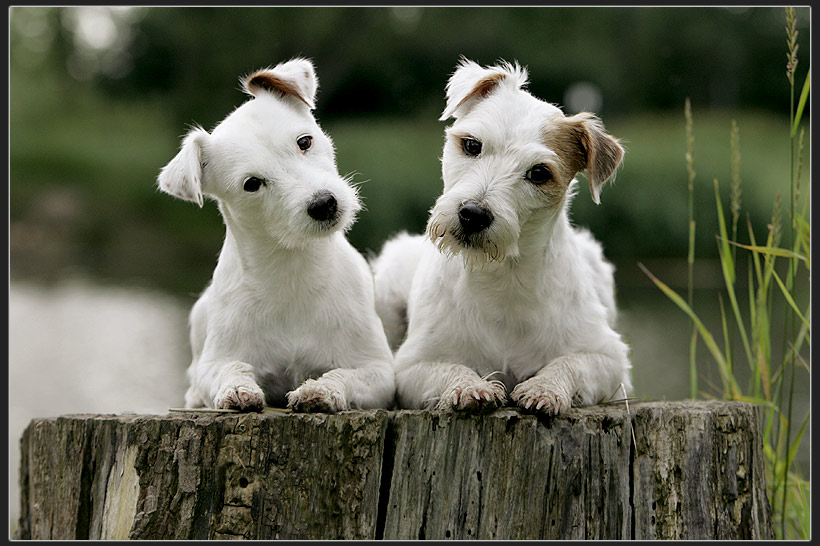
243,58,318,110
157,126,209,208
440,57,529,121
562,113,624,205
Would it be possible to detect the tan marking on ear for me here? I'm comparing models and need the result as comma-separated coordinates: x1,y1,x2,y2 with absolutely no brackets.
454,72,506,111
542,118,587,177
246,71,311,107
548,112,624,204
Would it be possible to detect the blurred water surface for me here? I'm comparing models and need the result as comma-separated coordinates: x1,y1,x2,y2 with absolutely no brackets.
8,279,190,534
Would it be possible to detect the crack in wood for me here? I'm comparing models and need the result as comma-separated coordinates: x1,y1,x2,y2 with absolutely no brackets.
15,402,773,540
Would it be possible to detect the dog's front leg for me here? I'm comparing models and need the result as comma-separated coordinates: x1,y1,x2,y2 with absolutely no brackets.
287,364,395,413
396,361,507,410
188,359,265,412
511,352,627,415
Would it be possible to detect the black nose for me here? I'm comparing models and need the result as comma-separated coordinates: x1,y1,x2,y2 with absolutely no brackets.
307,191,338,221
458,202,494,234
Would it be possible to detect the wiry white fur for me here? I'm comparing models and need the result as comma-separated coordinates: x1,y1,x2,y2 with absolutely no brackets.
158,58,394,412
440,57,530,121
372,59,631,414
243,58,319,109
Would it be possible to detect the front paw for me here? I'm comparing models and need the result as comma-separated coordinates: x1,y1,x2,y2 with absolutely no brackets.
287,379,347,413
511,374,572,415
214,383,265,412
436,379,507,411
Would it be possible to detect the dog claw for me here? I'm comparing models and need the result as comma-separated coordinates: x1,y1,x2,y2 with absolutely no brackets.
436,379,507,411
214,384,265,412
287,379,347,413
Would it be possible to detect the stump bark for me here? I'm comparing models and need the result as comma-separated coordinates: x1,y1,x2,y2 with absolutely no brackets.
16,401,772,540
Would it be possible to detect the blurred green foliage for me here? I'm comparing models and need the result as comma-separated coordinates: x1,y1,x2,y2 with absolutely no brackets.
66,7,808,124
8,6,810,293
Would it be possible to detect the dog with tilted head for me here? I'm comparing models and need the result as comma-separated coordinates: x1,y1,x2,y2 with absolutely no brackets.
372,58,632,414
158,58,394,412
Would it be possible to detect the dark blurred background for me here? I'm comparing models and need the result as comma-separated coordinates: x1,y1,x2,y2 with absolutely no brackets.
9,6,810,293
8,8,811,527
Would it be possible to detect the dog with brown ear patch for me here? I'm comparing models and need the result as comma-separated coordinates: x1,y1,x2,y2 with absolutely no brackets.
372,58,631,414
158,58,395,412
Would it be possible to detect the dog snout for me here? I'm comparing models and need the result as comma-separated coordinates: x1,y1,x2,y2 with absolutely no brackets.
458,202,494,234
307,191,338,222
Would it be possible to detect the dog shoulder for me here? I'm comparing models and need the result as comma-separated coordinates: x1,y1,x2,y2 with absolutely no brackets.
565,226,618,325
569,227,612,268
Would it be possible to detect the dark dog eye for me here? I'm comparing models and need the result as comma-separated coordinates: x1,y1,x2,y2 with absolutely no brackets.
461,137,482,157
297,135,313,151
243,176,265,192
526,165,553,185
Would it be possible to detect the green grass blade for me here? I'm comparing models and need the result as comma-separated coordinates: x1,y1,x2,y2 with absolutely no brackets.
687,217,698,399
791,67,810,137
790,475,811,540
718,293,732,391
762,404,777,452
639,263,740,398
689,326,698,399
688,219,696,268
789,328,810,369
785,411,809,470
714,180,754,373
754,210,779,304
755,294,772,398
795,351,809,374
714,179,735,283
720,264,754,391
725,240,808,262
795,215,811,269
734,394,779,411
747,214,764,286
771,269,811,331
747,262,761,397
747,261,757,337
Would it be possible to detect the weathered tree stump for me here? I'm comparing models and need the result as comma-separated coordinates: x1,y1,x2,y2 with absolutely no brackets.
16,401,772,540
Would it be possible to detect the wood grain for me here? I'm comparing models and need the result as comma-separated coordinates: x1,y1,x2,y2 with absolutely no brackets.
15,401,772,540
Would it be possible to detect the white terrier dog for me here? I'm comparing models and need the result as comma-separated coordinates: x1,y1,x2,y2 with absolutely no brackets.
372,58,632,414
158,58,394,412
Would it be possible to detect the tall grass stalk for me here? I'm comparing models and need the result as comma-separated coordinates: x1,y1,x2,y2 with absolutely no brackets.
780,7,802,539
730,121,742,257
684,98,698,399
642,7,810,539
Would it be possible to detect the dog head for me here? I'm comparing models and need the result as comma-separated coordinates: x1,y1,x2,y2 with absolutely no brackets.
157,58,360,249
428,58,624,269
